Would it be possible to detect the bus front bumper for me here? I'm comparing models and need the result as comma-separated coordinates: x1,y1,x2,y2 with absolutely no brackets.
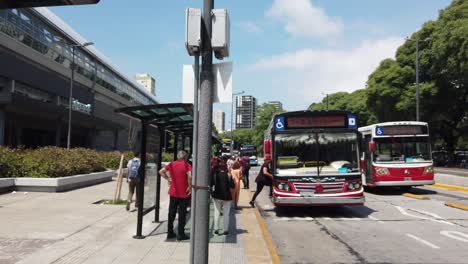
273,194,365,206
374,180,435,186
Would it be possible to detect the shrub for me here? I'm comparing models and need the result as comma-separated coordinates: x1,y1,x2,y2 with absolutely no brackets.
0,147,136,178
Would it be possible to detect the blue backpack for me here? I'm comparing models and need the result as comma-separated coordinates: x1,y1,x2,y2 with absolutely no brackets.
128,159,140,180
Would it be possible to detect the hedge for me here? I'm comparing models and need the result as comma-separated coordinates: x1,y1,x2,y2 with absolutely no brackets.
0,147,135,178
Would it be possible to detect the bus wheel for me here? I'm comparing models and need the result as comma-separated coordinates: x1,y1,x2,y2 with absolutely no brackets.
400,186,412,192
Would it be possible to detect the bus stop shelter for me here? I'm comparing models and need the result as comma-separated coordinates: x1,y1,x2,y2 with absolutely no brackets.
116,103,195,238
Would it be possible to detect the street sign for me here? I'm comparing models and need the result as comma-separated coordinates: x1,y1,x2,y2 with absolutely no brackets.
182,61,232,103
0,0,99,8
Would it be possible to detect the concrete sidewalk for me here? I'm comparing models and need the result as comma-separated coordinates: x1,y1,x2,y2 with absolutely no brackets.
0,179,275,264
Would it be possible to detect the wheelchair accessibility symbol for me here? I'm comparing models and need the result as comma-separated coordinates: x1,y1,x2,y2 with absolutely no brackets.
276,117,285,131
376,127,384,135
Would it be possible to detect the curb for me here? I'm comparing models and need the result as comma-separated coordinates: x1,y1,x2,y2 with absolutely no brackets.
445,202,468,211
253,203,281,264
402,193,429,200
432,183,468,193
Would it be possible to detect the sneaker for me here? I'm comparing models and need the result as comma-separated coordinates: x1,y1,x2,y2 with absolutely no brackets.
177,234,190,241
223,231,229,235
126,203,130,211
249,201,255,208
166,231,176,240
214,230,220,235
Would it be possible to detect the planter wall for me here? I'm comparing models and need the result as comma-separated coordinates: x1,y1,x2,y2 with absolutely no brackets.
1,170,117,193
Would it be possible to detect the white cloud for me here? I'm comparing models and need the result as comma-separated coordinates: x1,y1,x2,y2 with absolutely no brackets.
266,0,343,39
237,21,262,34
249,37,404,108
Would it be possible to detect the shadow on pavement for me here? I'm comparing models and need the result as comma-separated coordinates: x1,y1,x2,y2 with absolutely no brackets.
270,204,376,219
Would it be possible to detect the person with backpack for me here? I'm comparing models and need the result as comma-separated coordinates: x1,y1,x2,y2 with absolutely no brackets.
210,159,234,235
159,150,192,241
249,159,273,207
126,152,141,211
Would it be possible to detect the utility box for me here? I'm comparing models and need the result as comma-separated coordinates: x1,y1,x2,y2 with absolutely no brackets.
212,9,230,59
185,8,201,56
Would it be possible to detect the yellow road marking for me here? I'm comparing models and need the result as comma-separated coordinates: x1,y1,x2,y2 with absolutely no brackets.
254,203,282,264
402,193,429,200
432,183,468,192
445,202,468,211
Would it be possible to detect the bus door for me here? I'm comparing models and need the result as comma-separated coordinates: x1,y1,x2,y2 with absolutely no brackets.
362,134,373,184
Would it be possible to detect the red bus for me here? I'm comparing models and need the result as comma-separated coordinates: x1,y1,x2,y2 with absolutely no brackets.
358,121,435,190
264,110,365,207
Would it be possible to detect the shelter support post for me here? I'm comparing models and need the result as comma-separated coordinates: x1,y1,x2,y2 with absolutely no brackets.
154,127,164,223
134,121,147,239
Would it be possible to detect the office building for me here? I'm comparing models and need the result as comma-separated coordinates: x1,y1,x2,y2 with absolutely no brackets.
267,101,283,110
235,95,257,129
135,73,156,96
0,8,158,150
213,110,225,132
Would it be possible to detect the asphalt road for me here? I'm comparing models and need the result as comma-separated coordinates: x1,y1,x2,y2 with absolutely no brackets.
248,166,468,264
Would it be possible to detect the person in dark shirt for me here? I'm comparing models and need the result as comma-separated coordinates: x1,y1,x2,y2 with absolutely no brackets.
210,159,234,235
249,159,273,207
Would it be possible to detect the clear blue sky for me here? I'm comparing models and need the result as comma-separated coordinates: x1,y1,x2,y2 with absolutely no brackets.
50,0,451,130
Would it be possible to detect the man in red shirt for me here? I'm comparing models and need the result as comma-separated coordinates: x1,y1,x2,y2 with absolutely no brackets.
159,150,192,241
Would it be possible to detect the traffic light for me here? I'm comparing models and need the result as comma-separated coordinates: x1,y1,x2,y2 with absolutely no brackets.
0,0,100,9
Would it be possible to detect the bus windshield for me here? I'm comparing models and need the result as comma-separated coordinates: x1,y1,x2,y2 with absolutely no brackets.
374,136,431,163
274,132,359,176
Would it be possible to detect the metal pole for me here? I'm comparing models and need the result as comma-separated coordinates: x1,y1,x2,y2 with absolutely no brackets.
230,94,234,155
189,54,200,263
154,127,164,223
173,132,178,161
67,46,75,149
415,39,420,122
134,121,147,239
193,0,214,262
326,94,329,110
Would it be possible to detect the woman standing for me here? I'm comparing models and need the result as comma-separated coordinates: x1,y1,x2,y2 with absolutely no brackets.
210,160,234,235
230,161,242,209
249,160,274,207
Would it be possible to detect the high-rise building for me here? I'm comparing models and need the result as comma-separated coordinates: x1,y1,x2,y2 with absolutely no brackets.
235,95,257,129
213,110,225,132
267,101,283,110
135,73,156,96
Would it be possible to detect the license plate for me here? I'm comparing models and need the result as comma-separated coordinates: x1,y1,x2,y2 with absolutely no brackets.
404,177,412,181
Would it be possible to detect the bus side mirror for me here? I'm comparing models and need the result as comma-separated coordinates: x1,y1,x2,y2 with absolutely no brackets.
369,142,375,152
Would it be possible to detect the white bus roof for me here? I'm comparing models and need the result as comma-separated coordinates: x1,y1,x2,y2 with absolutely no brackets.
358,121,428,132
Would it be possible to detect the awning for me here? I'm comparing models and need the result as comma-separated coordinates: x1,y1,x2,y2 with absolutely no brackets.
115,103,194,136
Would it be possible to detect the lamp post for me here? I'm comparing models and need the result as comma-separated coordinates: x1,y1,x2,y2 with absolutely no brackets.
321,92,329,110
230,91,244,155
67,42,93,149
406,37,430,121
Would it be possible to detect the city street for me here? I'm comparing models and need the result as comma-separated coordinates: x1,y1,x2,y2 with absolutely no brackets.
249,166,468,264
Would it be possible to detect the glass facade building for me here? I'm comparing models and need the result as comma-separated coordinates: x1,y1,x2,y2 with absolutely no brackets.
0,8,154,105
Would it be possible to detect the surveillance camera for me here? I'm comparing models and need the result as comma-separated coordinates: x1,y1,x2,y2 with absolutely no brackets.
214,51,224,60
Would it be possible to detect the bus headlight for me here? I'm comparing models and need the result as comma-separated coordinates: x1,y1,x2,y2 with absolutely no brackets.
347,181,362,191
375,167,389,175
423,166,434,174
276,182,292,192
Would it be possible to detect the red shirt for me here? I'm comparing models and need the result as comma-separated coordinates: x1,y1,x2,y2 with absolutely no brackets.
165,160,192,198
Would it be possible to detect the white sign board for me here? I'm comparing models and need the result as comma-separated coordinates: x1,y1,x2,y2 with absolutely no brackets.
182,61,233,103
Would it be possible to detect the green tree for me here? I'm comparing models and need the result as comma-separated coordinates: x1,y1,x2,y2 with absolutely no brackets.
365,0,468,150
309,90,376,126
253,104,285,153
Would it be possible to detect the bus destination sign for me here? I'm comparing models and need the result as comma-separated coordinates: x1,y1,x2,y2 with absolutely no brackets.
287,116,346,128
375,125,426,136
